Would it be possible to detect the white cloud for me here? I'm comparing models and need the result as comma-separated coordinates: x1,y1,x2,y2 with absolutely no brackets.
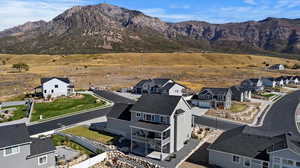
169,4,191,9
0,0,87,31
243,0,256,5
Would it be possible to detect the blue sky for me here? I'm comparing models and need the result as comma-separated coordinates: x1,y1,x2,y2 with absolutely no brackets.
1,0,300,31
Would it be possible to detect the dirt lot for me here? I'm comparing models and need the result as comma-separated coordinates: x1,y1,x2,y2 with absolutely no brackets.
1,52,300,101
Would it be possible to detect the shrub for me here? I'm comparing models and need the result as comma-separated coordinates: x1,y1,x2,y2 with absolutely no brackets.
12,63,29,72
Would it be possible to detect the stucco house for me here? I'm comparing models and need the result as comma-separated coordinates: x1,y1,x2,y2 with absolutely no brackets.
191,88,232,109
241,78,264,92
230,86,252,102
208,126,300,168
37,77,74,98
0,124,56,168
132,78,186,96
269,64,285,71
105,94,192,160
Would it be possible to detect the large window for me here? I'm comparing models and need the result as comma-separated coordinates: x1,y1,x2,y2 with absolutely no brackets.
55,85,58,88
232,155,240,163
38,155,47,166
282,159,294,166
4,146,20,156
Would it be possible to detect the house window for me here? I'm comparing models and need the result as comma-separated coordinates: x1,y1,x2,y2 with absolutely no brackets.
51,90,54,93
44,90,47,93
282,159,293,166
232,155,240,163
55,85,58,88
146,114,151,121
136,113,141,118
296,162,300,167
244,158,251,167
38,155,47,166
4,146,20,156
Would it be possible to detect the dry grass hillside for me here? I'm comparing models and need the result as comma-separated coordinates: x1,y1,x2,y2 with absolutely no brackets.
0,52,299,100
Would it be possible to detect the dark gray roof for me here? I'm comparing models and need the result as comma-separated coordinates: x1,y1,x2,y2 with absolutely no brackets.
131,95,183,116
107,103,133,121
131,121,170,132
152,78,172,86
41,77,70,84
209,126,300,160
0,124,31,149
200,88,230,96
28,138,55,157
160,82,186,92
134,79,151,88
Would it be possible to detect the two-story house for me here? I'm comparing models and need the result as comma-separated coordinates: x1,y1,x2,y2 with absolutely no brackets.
208,126,300,168
0,124,56,168
230,86,252,102
38,77,74,98
104,95,192,161
241,78,264,92
132,78,186,96
191,88,232,109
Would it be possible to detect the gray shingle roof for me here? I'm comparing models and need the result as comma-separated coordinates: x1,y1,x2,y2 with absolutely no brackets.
41,77,70,84
28,138,56,157
131,121,170,132
0,124,31,149
209,126,300,160
107,103,133,121
131,95,182,116
134,79,151,88
152,78,172,86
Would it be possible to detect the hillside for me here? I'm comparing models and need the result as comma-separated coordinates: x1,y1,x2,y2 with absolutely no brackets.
1,52,300,100
0,4,300,58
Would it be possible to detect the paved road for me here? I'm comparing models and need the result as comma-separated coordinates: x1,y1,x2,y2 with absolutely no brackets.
28,90,135,135
28,107,111,135
194,115,244,131
259,90,300,137
92,90,136,104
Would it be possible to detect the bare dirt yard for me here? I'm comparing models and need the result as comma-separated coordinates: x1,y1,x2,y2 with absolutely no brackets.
1,52,300,101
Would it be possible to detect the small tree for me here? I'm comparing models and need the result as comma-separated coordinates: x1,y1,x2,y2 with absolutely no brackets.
12,63,29,72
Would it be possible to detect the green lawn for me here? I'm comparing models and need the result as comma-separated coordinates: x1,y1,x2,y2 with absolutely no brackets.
30,94,106,122
62,126,117,145
260,93,276,98
51,134,95,156
230,103,248,113
0,105,27,123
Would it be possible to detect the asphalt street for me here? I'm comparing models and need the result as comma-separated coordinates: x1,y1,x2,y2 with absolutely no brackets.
28,90,134,135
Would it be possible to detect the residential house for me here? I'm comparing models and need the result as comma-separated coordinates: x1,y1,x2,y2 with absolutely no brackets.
191,88,232,109
241,78,264,92
105,94,192,160
160,83,186,96
287,76,299,85
0,124,56,168
208,126,300,168
132,78,186,96
275,77,285,87
262,77,277,88
130,95,192,160
230,86,251,102
269,64,285,71
37,77,74,98
105,103,133,138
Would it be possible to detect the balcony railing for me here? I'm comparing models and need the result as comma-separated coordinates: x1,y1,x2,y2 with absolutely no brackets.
132,134,170,145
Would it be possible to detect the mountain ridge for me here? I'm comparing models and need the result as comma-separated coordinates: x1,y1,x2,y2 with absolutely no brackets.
1,3,300,58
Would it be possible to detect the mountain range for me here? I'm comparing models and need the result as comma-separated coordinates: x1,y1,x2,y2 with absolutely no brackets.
1,3,300,58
